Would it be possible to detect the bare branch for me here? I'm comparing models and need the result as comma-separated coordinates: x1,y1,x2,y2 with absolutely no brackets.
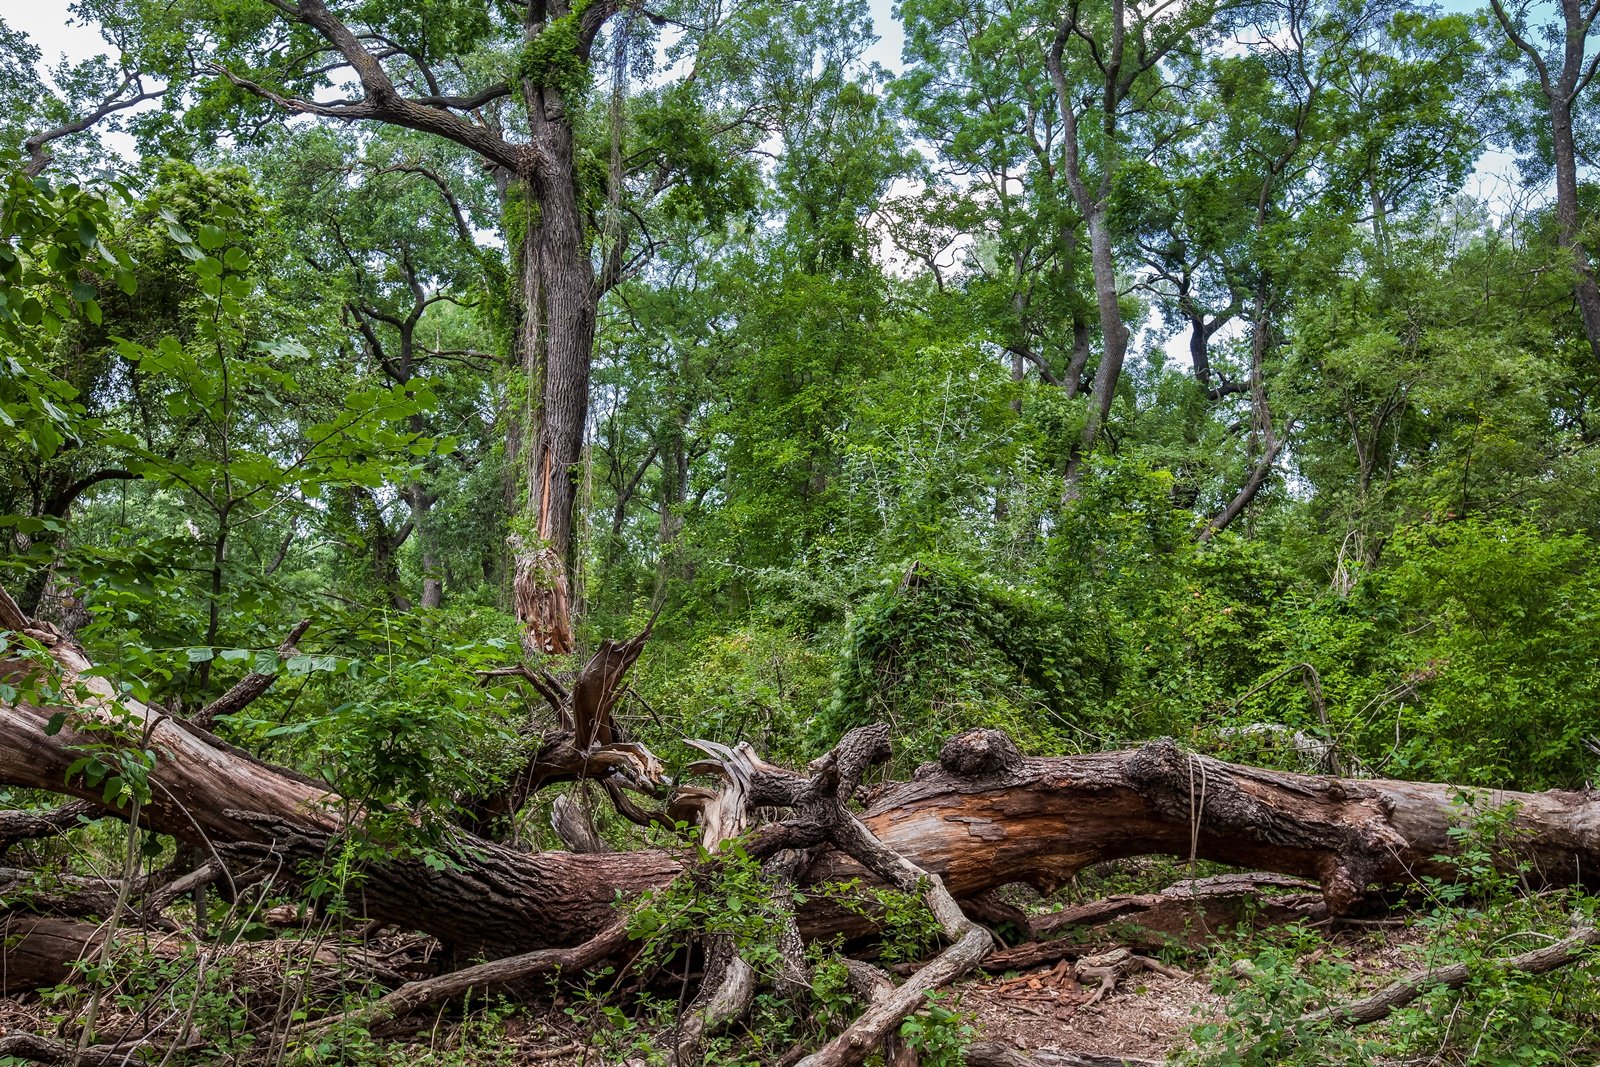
23,75,164,177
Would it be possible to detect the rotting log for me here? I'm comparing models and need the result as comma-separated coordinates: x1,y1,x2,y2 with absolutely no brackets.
812,730,1600,920
0,1032,203,1067
962,1042,1161,1067
0,801,97,857
6,588,1600,959
0,915,182,995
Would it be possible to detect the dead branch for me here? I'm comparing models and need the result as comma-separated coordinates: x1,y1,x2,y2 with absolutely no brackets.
1298,913,1600,1030
0,801,98,857
962,1042,1162,1067
0,1032,200,1067
192,620,311,728
984,873,1329,970
308,918,632,1035
8,589,1600,963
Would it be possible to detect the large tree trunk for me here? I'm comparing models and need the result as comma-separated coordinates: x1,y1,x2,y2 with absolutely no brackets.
5,601,1600,962
510,79,596,657
1491,0,1600,366
1549,93,1600,365
1062,205,1128,488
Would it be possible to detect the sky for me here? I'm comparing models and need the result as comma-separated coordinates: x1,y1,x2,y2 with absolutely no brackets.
10,1,112,73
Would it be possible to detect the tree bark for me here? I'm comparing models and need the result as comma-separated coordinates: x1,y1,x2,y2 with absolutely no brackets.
510,75,596,655
1068,205,1129,485
1489,0,1600,365
6,605,1600,961
1548,94,1600,364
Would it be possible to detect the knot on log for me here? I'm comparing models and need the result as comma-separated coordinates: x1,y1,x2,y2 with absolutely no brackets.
939,729,1023,779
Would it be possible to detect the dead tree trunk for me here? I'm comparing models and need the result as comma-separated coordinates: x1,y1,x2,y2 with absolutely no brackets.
5,592,1600,964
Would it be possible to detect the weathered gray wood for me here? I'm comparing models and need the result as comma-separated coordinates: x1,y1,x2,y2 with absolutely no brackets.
6,597,1600,961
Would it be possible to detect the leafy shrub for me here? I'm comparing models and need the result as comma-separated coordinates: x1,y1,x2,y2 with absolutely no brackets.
821,555,1114,767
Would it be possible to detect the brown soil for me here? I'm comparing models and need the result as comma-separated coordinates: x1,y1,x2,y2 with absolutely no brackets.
958,966,1222,1061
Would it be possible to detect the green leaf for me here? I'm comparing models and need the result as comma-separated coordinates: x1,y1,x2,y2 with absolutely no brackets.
196,224,227,250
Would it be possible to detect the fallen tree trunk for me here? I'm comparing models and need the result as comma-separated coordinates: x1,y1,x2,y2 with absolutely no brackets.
0,915,139,994
0,801,97,857
962,1043,1160,1067
984,874,1328,971
5,593,1600,959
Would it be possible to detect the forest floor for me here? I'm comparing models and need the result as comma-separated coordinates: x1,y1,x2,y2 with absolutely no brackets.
960,963,1221,1060
465,919,1438,1063
0,908,1563,1065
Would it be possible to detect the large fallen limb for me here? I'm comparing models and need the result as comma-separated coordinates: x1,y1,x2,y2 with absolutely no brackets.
815,730,1600,919
0,801,98,857
984,873,1328,970
1,915,124,994
0,1032,200,1067
0,913,192,995
310,918,633,1035
7,594,1600,956
0,600,676,955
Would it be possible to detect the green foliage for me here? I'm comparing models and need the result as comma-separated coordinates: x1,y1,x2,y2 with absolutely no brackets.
824,556,1113,766
897,991,976,1066
514,2,594,100
626,840,802,976
231,607,527,835
0,149,133,456
10,0,1600,1060
819,877,945,966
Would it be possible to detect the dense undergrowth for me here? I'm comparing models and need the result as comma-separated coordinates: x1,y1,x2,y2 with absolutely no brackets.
7,0,1600,1057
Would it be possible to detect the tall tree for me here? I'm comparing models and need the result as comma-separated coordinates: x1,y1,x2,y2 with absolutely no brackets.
1045,0,1232,487
78,0,768,653
1489,0,1600,365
